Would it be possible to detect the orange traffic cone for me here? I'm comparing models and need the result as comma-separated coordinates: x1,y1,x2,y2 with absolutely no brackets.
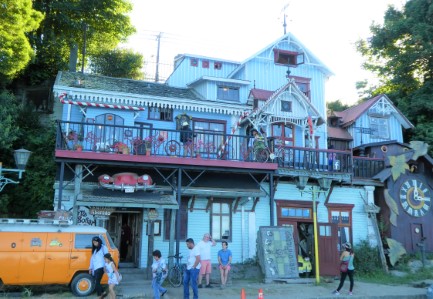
258,288,264,299
241,288,246,299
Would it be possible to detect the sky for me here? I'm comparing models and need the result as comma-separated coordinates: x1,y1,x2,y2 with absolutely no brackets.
124,0,405,105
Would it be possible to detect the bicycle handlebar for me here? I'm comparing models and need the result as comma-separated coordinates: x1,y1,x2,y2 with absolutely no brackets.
168,253,183,259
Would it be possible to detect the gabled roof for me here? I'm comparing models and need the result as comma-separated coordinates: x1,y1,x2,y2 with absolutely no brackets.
334,94,414,129
249,88,274,101
229,32,334,79
328,127,353,140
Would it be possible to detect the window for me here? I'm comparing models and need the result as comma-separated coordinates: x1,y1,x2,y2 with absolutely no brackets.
214,62,222,70
164,198,188,241
190,58,198,67
288,76,311,99
281,100,292,112
94,114,124,147
148,106,173,121
272,122,294,146
217,86,239,101
280,207,311,219
75,234,103,249
327,205,353,252
193,119,225,155
211,200,231,241
370,117,389,139
273,49,304,66
202,60,209,68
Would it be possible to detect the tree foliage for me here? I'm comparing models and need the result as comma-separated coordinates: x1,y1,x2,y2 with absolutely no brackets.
0,0,43,81
326,100,350,114
90,48,144,80
0,92,21,150
22,0,135,85
356,0,433,150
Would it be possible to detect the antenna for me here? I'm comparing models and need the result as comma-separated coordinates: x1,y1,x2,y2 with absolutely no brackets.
280,3,290,35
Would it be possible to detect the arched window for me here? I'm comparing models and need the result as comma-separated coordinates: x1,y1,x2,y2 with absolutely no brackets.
94,114,125,148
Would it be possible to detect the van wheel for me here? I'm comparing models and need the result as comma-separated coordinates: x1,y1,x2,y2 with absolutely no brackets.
71,273,95,297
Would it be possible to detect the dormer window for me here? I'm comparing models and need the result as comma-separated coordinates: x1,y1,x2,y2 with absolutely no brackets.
273,49,304,67
370,116,389,139
217,85,239,101
202,60,209,68
214,62,222,70
191,58,198,67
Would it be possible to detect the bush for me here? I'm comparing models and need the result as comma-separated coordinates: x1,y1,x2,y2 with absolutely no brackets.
353,239,382,275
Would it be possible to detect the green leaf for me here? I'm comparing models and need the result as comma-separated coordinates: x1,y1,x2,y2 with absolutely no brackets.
385,238,406,266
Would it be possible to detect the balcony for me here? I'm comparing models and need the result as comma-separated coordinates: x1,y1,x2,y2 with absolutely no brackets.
353,156,385,179
55,121,384,179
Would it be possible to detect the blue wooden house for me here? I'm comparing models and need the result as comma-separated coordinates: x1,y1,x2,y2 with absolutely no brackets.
51,32,427,281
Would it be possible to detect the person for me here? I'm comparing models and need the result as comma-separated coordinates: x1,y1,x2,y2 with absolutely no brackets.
89,236,109,299
180,121,194,156
151,250,168,298
332,242,355,296
184,238,201,299
104,253,120,299
250,129,266,160
120,223,131,260
217,241,232,289
197,233,216,288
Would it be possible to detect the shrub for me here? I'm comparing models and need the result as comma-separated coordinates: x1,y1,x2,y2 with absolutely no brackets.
353,239,382,275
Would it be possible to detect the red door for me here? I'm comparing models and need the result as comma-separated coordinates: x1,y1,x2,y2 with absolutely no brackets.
318,223,339,276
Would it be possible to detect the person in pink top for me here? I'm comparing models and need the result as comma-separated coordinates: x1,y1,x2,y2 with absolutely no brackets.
197,233,216,288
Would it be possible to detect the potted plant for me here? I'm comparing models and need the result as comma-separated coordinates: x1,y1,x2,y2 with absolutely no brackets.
144,136,153,156
114,142,129,154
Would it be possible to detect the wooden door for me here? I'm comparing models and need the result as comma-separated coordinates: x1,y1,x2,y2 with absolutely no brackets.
411,223,423,252
130,213,142,266
318,223,339,276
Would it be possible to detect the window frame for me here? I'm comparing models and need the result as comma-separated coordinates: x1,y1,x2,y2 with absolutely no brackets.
273,49,304,66
288,75,311,100
271,122,295,147
210,199,232,242
369,116,389,139
326,203,354,252
148,106,173,121
217,85,240,101
275,200,313,221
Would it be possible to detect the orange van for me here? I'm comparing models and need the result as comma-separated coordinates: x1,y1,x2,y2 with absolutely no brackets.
0,218,119,297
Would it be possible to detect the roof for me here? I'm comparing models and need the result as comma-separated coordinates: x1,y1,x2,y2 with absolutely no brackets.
229,33,334,79
328,126,353,140
0,223,108,233
334,94,414,129
249,88,274,101
56,72,201,100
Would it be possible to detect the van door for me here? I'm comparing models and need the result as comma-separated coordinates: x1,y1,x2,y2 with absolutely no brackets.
43,232,72,283
18,233,47,284
0,232,23,284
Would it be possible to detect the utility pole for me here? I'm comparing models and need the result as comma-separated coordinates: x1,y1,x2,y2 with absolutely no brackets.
155,32,162,83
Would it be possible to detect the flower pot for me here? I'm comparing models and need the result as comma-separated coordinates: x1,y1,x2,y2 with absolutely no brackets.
146,149,151,156
75,147,83,152
122,148,130,155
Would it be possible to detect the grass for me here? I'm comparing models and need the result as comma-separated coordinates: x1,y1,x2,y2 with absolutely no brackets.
358,267,433,285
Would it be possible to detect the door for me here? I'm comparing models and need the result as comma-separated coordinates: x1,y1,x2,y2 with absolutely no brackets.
43,233,71,283
411,223,423,252
18,233,47,284
318,223,339,276
130,213,142,266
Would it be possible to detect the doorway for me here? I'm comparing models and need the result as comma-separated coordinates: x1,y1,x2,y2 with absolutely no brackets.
107,211,142,267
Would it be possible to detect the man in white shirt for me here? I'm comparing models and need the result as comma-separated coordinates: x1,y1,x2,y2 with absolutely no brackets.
184,238,201,299
197,233,216,288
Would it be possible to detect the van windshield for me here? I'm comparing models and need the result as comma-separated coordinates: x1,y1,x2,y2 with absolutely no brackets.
105,232,117,249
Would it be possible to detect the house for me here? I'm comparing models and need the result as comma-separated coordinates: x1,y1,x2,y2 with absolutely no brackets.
51,32,425,280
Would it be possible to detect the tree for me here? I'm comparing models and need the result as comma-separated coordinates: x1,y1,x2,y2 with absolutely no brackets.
327,100,350,114
0,92,21,150
356,0,433,150
22,0,135,85
90,48,144,80
0,0,43,81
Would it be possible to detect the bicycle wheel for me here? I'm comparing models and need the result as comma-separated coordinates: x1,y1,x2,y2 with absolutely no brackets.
165,140,181,156
254,148,269,162
168,266,183,287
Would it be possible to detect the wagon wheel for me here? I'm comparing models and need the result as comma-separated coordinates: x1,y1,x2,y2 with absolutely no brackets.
165,140,181,156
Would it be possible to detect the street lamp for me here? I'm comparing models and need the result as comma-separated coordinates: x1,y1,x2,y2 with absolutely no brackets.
0,148,32,192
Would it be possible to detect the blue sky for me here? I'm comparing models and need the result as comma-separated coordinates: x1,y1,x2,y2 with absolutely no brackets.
124,0,405,105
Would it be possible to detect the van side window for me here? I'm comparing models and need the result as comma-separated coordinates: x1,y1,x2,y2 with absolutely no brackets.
75,234,104,249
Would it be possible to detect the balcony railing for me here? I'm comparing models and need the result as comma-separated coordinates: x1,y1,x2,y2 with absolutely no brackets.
353,156,385,178
55,121,385,178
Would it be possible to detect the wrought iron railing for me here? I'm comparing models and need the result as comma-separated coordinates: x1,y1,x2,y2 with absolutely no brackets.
56,121,385,178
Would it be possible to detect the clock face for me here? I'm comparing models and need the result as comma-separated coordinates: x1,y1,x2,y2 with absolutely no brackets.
399,179,431,217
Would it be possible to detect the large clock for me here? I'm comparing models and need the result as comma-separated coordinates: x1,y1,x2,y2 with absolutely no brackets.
399,178,431,217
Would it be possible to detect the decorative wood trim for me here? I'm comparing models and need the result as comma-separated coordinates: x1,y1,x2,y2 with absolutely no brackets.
205,196,213,213
251,197,260,212
233,197,241,214
189,195,196,212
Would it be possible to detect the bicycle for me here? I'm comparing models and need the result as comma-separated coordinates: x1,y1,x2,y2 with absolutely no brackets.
167,253,185,287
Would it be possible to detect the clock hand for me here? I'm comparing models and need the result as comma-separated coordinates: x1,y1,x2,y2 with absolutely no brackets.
413,181,419,200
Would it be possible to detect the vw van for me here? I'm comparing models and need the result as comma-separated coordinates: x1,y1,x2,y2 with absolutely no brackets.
0,219,119,297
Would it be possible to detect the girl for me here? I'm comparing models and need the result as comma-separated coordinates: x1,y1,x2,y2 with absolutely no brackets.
104,253,120,299
333,242,355,296
151,250,168,298
89,236,109,299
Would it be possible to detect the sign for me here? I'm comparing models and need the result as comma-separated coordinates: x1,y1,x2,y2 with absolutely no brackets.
89,207,115,216
146,208,159,220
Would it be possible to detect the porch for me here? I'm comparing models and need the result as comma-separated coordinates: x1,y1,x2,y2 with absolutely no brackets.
55,121,385,178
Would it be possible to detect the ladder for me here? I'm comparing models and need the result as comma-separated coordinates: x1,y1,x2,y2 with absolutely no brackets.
364,205,389,273
0,218,72,226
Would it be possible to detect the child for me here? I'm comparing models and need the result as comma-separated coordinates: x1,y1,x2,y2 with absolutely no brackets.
152,250,168,298
217,241,232,288
104,253,120,299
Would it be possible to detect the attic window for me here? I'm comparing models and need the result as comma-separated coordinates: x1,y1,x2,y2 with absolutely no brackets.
214,62,222,70
273,49,304,67
281,100,292,112
202,60,209,68
217,85,239,101
191,58,198,67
